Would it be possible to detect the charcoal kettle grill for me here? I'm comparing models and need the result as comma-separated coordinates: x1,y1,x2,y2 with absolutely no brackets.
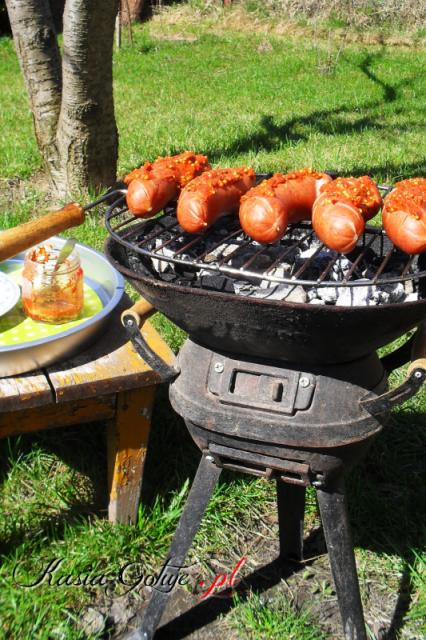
103,184,426,640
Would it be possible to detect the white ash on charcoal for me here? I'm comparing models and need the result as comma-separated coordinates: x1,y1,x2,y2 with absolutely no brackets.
305,278,410,306
400,277,419,302
321,280,406,306
142,226,419,307
231,278,411,305
305,279,408,306
234,281,307,302
293,250,354,282
292,248,417,306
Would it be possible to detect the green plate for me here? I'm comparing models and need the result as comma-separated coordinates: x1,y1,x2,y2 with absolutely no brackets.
0,264,103,348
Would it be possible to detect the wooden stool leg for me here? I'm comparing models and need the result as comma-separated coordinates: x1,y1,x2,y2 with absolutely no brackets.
107,385,156,524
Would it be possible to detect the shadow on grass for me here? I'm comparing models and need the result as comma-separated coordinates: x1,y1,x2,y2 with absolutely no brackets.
0,421,108,556
349,158,426,181
154,553,317,640
346,409,426,639
0,384,197,558
200,53,424,178
140,384,199,506
383,567,413,640
0,505,99,557
0,379,423,637
131,388,425,640
123,50,424,181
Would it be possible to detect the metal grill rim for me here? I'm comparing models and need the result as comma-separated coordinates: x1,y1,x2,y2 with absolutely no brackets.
104,192,425,290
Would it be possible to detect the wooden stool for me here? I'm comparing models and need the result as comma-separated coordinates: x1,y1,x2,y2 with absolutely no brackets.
0,295,173,524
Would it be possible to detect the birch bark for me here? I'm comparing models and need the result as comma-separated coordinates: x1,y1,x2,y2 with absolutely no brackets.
5,0,119,197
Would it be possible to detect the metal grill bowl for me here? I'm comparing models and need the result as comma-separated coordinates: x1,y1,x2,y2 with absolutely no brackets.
104,193,426,365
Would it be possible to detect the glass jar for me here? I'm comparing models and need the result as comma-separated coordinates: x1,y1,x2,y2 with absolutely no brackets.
22,243,84,323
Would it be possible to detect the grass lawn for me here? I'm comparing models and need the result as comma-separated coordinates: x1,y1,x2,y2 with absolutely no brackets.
0,9,425,639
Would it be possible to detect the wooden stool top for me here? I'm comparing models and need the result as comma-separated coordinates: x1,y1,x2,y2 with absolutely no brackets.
0,295,161,412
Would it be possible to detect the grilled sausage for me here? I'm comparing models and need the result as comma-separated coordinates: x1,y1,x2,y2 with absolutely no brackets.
312,194,365,254
125,151,210,217
312,176,382,254
382,178,426,254
239,169,332,244
177,167,256,233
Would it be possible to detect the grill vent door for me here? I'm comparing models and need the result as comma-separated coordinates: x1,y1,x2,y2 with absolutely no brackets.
208,358,315,415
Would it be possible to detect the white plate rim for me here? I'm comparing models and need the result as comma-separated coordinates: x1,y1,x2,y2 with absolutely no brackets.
0,271,21,317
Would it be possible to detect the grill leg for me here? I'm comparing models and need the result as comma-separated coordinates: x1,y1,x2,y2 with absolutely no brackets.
276,479,305,561
127,454,222,640
316,478,367,640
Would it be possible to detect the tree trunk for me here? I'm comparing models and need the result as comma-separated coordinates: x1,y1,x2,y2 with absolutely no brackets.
5,0,119,198
56,0,119,195
49,0,66,34
5,0,62,186
120,0,144,25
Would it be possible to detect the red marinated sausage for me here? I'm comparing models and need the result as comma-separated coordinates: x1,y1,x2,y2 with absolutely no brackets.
382,178,426,254
124,151,210,217
177,167,256,233
239,169,332,244
312,176,382,253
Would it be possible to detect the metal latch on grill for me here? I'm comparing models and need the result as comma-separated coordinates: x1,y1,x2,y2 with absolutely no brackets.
208,357,315,414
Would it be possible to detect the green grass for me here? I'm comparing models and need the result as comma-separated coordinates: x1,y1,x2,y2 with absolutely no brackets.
1,25,426,188
228,592,327,639
0,38,39,179
114,31,426,183
0,13,425,639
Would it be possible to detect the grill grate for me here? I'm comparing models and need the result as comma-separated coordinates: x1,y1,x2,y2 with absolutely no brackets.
104,189,426,290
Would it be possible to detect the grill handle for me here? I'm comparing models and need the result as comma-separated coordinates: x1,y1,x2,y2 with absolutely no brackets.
0,189,125,262
409,321,426,374
121,299,179,383
361,322,426,415
0,204,85,262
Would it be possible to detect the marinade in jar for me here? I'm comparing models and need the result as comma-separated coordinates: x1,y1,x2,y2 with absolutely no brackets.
22,244,84,323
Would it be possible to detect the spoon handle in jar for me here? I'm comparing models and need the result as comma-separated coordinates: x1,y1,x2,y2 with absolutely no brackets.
0,203,85,262
55,238,77,270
